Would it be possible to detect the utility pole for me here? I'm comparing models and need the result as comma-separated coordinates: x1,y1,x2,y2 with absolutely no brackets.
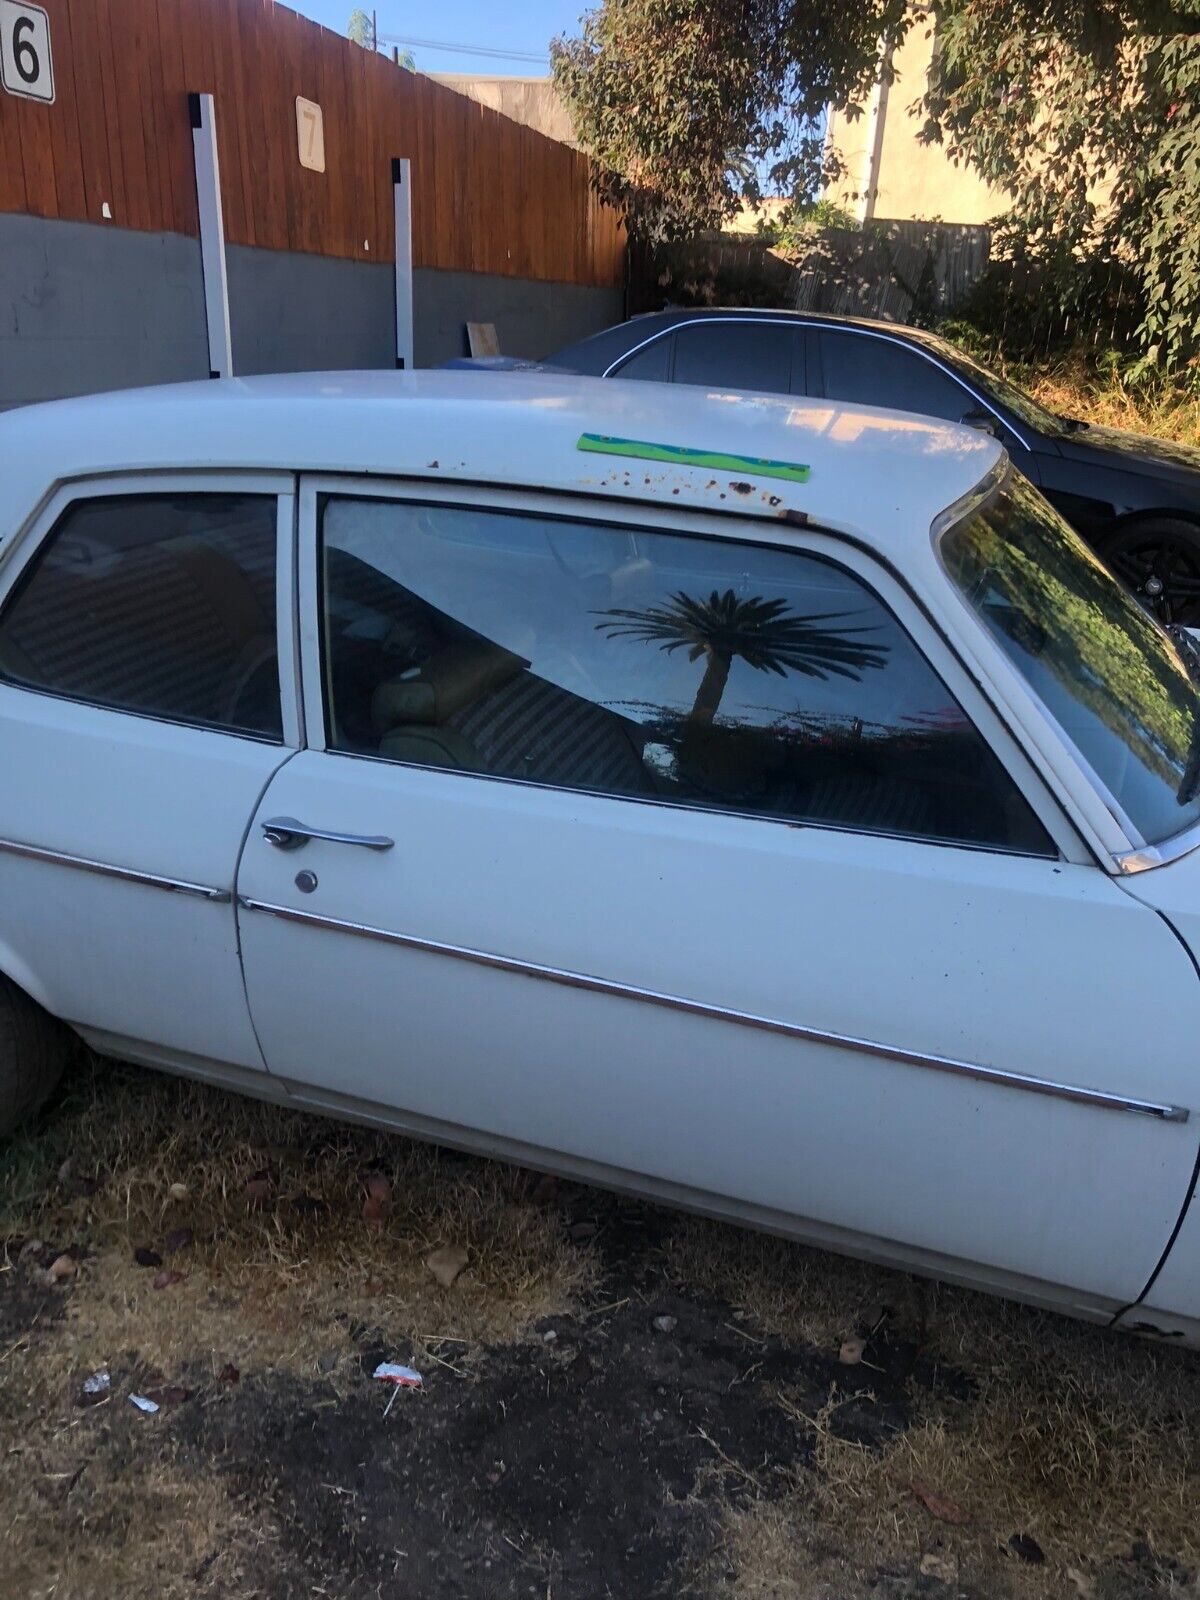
371,9,377,51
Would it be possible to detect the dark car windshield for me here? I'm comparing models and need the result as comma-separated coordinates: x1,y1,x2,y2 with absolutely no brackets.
940,472,1200,847
906,329,1068,436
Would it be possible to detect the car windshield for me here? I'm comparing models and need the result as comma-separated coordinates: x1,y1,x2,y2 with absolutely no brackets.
940,471,1200,849
906,329,1069,435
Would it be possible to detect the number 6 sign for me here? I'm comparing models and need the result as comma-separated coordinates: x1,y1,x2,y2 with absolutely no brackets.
0,0,54,103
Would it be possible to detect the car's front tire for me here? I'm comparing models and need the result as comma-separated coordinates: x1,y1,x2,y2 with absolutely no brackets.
0,974,69,1139
1098,516,1200,629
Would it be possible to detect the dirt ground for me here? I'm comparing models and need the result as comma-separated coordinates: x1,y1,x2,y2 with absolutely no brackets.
2,1055,1199,1600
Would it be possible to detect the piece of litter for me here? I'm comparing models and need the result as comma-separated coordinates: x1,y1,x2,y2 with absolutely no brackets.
78,1369,111,1408
47,1253,77,1283
167,1182,190,1202
542,1329,558,1344
839,1336,866,1365
652,1315,678,1334
373,1362,422,1387
129,1394,160,1414
425,1245,468,1289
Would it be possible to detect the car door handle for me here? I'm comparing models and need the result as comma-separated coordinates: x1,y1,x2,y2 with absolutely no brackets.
261,816,395,852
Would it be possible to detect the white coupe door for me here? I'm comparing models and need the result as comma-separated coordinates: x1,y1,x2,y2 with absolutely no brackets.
0,478,297,1072
236,485,1200,1311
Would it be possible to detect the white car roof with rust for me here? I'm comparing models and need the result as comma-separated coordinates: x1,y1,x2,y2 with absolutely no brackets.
0,370,1004,550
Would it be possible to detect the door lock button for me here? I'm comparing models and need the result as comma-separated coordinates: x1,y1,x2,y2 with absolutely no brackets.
295,870,319,894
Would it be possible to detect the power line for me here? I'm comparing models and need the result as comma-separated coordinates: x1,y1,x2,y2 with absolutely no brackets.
375,32,549,65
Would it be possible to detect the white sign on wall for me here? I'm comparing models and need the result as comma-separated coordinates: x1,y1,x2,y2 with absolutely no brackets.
0,0,54,104
296,96,325,173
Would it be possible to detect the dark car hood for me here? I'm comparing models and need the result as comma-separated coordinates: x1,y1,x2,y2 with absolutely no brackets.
1056,421,1200,485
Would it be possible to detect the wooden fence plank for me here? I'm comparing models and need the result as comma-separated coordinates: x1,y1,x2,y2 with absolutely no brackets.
0,0,625,286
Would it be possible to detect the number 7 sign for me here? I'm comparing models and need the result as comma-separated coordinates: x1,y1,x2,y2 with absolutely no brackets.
0,0,54,104
295,96,325,174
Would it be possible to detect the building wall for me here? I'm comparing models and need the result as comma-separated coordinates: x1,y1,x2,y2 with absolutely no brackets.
1,214,624,410
825,21,1005,226
429,75,579,149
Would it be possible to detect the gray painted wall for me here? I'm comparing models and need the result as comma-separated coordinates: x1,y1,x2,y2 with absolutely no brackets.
0,213,210,411
413,267,624,367
1,213,625,409
228,242,624,373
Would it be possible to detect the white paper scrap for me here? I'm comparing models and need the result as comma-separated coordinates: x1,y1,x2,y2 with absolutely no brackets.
372,1362,422,1388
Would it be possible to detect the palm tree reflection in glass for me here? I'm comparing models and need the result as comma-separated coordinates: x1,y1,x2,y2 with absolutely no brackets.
594,589,890,794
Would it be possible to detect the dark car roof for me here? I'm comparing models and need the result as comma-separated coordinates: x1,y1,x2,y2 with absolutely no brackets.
550,307,916,375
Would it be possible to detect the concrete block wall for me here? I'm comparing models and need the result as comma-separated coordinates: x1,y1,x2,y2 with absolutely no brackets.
1,214,625,410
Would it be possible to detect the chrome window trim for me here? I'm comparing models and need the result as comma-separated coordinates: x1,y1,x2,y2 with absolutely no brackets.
604,316,803,388
239,896,1187,1123
1113,825,1200,875
0,834,231,902
603,318,1032,453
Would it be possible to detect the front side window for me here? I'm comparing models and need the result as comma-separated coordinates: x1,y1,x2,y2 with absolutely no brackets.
817,330,970,423
320,497,1049,854
941,471,1200,848
0,493,281,739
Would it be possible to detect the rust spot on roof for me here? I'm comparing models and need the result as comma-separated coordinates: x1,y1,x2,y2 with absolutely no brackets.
729,480,753,496
777,507,809,526
426,459,439,469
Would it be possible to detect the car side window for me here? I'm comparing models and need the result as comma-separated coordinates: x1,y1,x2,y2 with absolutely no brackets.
672,322,795,394
611,333,674,381
0,493,282,739
320,497,1051,855
817,329,971,422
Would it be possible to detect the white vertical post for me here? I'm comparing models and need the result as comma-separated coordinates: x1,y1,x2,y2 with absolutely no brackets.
857,38,894,225
190,92,233,379
392,157,414,370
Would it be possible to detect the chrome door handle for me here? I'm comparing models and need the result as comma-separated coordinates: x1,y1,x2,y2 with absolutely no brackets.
261,816,394,852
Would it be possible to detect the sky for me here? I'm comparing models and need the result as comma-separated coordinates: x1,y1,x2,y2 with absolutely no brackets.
287,0,589,76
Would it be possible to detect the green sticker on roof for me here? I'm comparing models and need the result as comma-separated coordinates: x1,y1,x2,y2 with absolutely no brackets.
577,433,811,484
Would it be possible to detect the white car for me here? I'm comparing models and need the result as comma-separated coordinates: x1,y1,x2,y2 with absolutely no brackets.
2,372,1199,1346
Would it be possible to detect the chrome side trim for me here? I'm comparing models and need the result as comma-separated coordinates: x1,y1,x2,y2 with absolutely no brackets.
1113,824,1200,876
238,897,1189,1123
0,835,231,902
602,317,1032,453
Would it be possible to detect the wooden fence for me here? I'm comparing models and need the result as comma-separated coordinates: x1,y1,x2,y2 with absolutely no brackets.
0,0,624,286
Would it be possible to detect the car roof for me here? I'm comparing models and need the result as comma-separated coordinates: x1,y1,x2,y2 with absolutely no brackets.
549,306,937,374
0,370,1003,555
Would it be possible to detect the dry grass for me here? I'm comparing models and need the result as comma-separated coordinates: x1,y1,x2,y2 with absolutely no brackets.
936,328,1200,448
1023,355,1200,447
0,1055,599,1599
4,1060,1200,1598
665,1216,1200,1597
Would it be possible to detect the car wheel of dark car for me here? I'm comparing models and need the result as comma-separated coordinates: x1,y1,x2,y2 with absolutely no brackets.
0,974,69,1139
1099,517,1200,628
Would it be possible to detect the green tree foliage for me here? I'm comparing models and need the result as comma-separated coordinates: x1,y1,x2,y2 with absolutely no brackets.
347,9,373,47
551,1,907,239
553,0,1200,369
926,1,1200,371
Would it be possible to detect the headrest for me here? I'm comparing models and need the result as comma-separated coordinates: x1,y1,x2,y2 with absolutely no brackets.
372,637,528,733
